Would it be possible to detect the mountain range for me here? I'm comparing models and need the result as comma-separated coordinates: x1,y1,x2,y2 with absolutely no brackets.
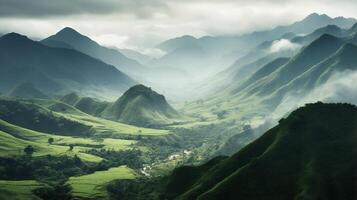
0,33,136,98
42,27,148,78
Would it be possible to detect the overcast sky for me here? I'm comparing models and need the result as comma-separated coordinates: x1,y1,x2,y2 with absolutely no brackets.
0,0,356,53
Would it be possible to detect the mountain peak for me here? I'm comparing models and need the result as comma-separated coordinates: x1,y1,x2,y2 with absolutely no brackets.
304,13,331,21
103,84,179,126
122,84,158,98
1,32,29,41
55,27,84,39
311,33,340,45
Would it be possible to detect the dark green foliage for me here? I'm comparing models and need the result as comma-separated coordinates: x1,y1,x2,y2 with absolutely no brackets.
107,177,167,200
24,145,35,157
162,103,357,200
48,138,54,145
33,184,72,200
0,154,137,184
0,98,92,136
86,149,143,170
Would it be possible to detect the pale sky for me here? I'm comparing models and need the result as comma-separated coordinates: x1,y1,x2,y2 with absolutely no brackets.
0,0,356,52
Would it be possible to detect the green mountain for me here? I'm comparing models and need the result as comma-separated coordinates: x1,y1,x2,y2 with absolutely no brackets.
42,27,147,77
8,82,49,99
266,43,357,106
164,103,357,200
292,25,348,45
233,57,290,93
60,93,109,116
0,33,136,97
102,85,179,127
240,34,344,97
0,98,92,136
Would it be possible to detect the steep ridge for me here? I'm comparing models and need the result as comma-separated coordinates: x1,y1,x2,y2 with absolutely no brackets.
0,33,136,97
266,43,357,106
240,34,344,97
164,103,357,200
42,27,147,77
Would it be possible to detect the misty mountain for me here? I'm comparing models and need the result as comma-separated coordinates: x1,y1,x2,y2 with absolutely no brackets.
118,48,152,65
163,103,357,200
238,34,345,97
60,92,109,116
158,13,356,62
266,42,357,107
0,33,136,98
42,27,147,77
152,42,209,73
8,82,49,99
102,84,179,127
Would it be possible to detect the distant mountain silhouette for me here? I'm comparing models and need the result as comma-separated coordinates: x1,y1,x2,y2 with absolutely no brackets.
8,82,48,99
42,27,148,77
0,33,136,97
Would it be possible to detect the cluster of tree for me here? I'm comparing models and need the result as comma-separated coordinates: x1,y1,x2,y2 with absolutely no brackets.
107,177,167,200
86,149,144,169
0,154,126,184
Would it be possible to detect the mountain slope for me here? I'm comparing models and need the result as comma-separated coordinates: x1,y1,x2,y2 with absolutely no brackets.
8,82,49,99
239,34,344,97
0,33,136,97
266,43,357,106
60,93,109,116
42,27,147,76
102,85,179,127
0,98,92,136
165,103,357,200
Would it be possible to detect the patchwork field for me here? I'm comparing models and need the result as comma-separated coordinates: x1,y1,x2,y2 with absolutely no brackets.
68,166,136,198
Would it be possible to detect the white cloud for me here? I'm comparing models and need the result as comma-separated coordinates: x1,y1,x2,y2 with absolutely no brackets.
270,39,301,53
0,0,356,49
271,70,357,121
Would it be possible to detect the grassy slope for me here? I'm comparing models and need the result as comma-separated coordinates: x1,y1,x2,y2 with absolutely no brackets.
0,97,171,200
30,98,169,136
165,103,357,200
68,166,136,198
0,180,46,200
0,119,102,162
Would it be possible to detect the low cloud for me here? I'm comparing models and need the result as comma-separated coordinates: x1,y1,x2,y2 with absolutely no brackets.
272,70,357,121
270,39,301,53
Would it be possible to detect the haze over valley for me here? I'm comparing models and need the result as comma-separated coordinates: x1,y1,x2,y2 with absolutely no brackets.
1,1,357,199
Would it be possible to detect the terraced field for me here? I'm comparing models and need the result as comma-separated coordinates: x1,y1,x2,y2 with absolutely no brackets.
68,166,136,198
